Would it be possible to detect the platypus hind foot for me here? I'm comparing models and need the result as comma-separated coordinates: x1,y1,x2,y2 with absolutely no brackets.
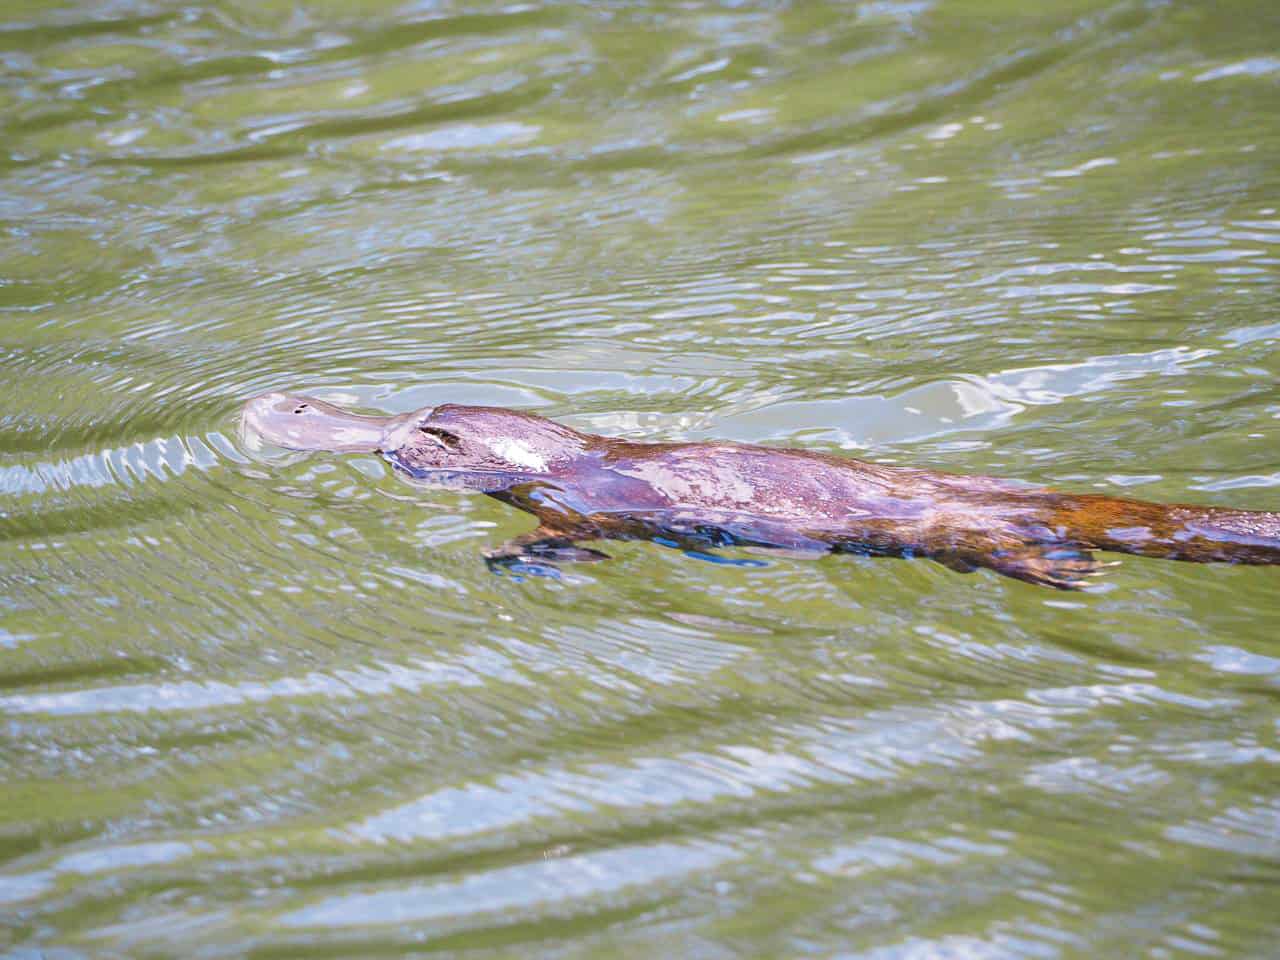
939,543,1113,590
990,544,1112,590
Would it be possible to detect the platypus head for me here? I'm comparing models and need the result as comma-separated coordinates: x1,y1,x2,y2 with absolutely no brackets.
379,403,586,481
242,392,586,483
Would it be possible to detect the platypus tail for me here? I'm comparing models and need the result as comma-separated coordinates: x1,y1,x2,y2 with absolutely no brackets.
1051,493,1280,566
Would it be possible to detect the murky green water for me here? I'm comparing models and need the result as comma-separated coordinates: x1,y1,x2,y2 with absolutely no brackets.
3,0,1279,955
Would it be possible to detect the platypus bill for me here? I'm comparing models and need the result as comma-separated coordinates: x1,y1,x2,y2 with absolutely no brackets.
242,392,1280,590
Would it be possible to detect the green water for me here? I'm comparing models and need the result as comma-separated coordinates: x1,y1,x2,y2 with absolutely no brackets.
2,0,1279,956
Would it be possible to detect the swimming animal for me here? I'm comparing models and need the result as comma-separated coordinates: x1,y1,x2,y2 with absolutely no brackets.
241,392,1280,590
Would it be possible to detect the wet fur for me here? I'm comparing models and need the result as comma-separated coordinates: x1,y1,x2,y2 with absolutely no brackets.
243,394,1280,590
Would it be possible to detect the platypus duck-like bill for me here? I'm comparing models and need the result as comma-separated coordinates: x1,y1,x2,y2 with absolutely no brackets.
241,391,1280,590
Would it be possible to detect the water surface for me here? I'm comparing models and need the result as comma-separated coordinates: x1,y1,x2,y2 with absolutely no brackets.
2,1,1279,956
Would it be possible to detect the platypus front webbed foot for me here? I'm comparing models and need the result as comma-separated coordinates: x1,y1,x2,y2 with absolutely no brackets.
484,528,610,580
938,543,1115,591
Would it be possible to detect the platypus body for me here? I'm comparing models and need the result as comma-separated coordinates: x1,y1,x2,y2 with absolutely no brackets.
242,392,1280,590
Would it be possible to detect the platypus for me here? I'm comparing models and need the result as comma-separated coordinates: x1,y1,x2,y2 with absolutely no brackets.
241,392,1280,590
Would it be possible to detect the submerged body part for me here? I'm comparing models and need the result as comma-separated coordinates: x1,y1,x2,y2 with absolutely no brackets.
241,392,1280,590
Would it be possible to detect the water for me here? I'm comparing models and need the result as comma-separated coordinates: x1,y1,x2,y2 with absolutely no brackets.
2,1,1279,955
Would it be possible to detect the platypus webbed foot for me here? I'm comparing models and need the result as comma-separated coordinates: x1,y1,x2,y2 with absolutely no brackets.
484,528,610,580
990,545,1112,590
939,543,1114,590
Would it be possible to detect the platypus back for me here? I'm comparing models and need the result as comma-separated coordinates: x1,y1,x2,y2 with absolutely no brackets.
1051,494,1280,566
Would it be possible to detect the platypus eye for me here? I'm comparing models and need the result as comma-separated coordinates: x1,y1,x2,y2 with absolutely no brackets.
417,426,461,450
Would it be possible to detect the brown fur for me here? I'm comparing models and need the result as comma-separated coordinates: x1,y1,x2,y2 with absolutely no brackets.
242,392,1280,589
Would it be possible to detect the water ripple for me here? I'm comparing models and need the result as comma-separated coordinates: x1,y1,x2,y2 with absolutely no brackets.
3,0,1280,956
